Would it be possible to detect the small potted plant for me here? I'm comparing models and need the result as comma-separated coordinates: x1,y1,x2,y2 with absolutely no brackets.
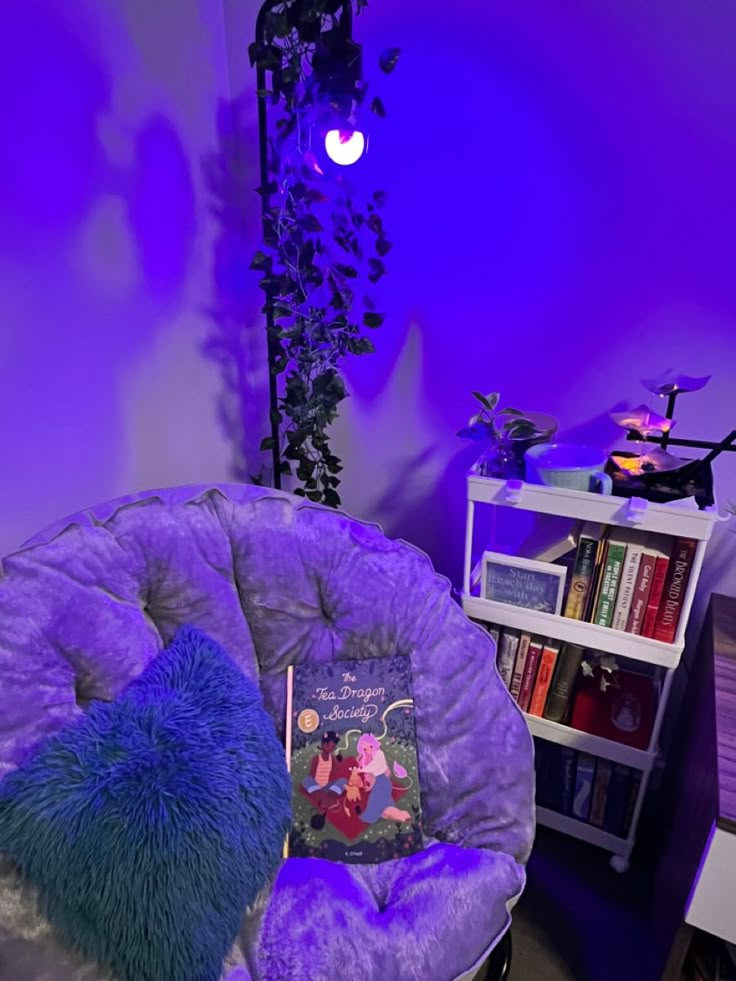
457,392,557,477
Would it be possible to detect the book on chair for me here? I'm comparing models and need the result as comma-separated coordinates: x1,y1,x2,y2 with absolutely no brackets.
284,655,423,863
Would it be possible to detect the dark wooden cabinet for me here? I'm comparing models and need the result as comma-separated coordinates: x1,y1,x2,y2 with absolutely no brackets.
654,593,736,979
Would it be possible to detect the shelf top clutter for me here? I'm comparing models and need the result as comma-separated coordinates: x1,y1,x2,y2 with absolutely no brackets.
467,459,720,543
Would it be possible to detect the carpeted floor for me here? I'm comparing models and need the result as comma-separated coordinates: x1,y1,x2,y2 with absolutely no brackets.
510,826,660,981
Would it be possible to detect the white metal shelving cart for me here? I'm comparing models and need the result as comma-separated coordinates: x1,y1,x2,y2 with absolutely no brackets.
461,457,721,872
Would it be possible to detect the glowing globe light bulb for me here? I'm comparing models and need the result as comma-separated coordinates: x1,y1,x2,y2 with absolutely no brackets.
324,129,366,166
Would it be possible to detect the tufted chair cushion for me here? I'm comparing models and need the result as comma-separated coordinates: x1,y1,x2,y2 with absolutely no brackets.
0,484,534,981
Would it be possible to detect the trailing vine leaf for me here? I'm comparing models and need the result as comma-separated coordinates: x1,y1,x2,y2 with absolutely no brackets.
335,263,359,278
250,251,271,270
363,312,384,328
370,96,386,118
379,48,401,74
298,214,324,233
368,258,386,283
252,0,394,507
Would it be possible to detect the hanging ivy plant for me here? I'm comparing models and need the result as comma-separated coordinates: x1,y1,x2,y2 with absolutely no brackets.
249,0,398,506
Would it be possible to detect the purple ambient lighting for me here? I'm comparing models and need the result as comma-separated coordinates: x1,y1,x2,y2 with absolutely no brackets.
324,129,366,166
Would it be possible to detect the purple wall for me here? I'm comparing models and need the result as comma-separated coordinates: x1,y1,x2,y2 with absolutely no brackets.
325,0,736,589
2,0,735,606
0,0,239,555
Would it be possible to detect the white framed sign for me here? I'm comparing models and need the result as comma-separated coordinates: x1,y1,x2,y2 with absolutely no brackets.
482,551,567,615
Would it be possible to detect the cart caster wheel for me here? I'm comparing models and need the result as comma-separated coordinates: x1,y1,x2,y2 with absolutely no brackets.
610,854,629,874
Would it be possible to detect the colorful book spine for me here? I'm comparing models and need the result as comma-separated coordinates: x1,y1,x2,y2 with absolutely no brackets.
625,545,658,635
528,640,561,717
496,629,519,690
611,536,645,630
589,759,612,827
509,632,531,702
641,546,673,638
561,748,577,815
651,538,697,644
543,643,585,723
518,636,544,712
563,523,603,620
593,537,627,627
603,764,631,836
585,537,609,622
572,752,596,822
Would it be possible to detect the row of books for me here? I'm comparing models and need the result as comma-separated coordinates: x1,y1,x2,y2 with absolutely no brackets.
560,524,696,643
534,739,641,839
490,626,582,721
489,623,659,749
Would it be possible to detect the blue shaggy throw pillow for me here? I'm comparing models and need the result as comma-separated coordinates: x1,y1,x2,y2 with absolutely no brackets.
0,626,291,981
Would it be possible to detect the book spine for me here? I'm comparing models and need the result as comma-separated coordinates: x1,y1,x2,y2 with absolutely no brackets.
603,765,631,836
496,629,519,690
621,770,642,838
651,538,697,644
564,536,599,620
488,626,500,648
518,638,543,712
283,664,294,858
528,642,560,717
589,759,612,827
626,551,656,635
583,538,608,622
561,748,577,816
593,542,627,627
572,752,596,822
533,740,559,810
642,554,672,637
509,632,531,702
543,643,585,723
611,542,644,630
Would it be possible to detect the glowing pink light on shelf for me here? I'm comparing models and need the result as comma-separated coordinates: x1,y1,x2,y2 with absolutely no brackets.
324,129,366,166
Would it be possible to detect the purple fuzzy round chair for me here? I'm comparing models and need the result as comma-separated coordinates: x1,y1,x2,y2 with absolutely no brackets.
0,485,534,981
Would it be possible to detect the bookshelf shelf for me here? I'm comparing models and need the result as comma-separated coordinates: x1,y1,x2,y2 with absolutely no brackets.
467,467,717,542
524,714,655,772
463,456,720,869
536,806,629,854
462,595,682,669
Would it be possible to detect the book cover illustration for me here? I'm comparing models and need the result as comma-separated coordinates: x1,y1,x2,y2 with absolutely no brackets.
287,656,423,864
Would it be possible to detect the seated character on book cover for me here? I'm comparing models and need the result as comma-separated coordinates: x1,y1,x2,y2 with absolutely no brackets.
301,731,348,830
357,733,411,824
344,765,364,814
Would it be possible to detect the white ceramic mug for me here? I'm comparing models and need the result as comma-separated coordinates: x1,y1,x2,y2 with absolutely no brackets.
524,443,613,495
